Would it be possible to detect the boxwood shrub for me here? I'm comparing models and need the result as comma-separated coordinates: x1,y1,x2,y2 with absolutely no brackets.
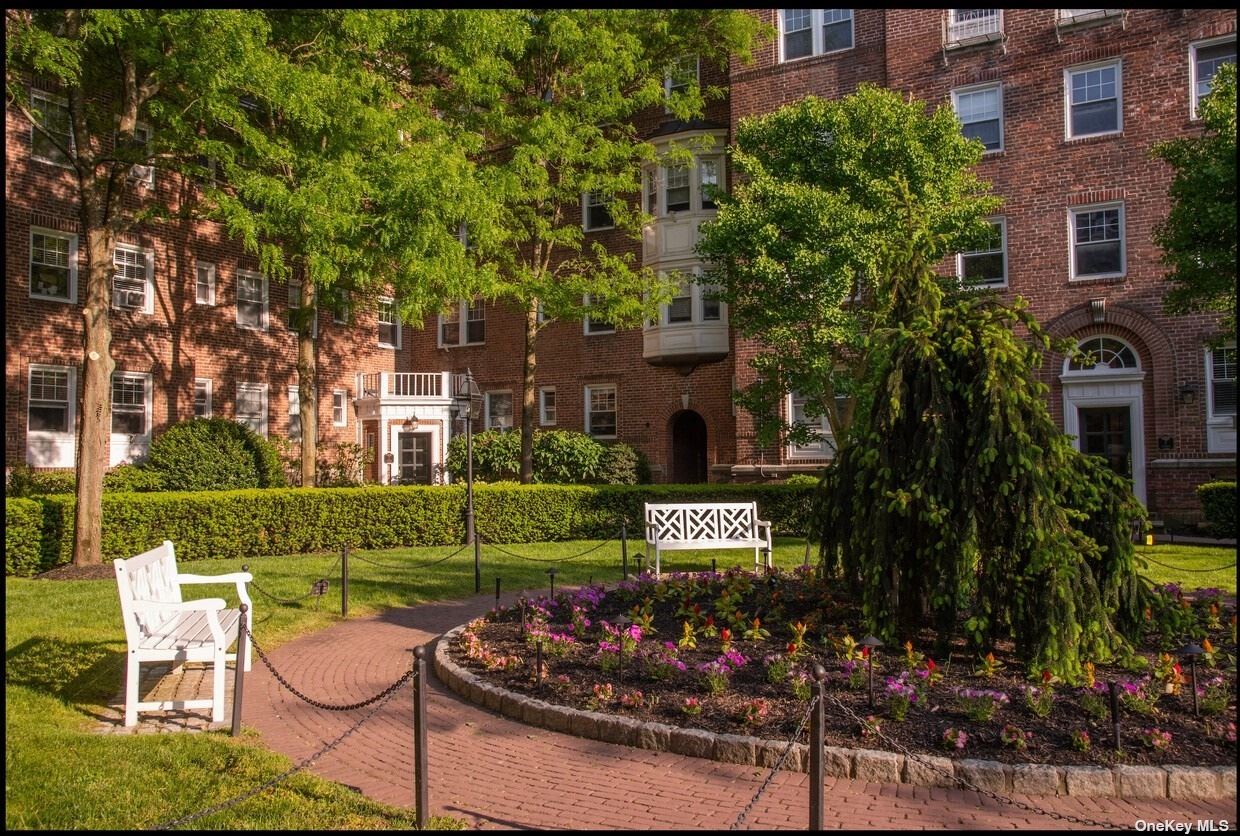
5,498,44,576
1197,481,1236,538
7,482,816,573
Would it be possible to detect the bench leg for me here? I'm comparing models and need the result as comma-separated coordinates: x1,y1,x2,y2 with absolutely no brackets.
124,653,140,727
211,649,226,723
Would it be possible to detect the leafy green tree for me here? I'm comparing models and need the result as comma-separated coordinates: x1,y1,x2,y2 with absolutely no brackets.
697,85,1000,450
1154,61,1237,339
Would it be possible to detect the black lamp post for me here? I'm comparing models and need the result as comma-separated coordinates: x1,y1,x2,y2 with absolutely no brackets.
454,369,481,593
546,566,558,601
615,614,632,684
1179,642,1205,717
860,635,883,709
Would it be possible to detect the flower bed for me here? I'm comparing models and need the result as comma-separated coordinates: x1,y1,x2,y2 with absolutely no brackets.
449,567,1237,768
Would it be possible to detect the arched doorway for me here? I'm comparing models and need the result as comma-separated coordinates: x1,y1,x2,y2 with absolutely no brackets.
671,410,708,483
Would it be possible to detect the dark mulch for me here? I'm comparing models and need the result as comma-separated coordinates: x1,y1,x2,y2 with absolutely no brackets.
34,563,116,581
451,572,1238,768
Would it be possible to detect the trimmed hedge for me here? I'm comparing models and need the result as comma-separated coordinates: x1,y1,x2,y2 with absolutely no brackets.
7,482,816,574
1198,481,1236,538
6,499,44,576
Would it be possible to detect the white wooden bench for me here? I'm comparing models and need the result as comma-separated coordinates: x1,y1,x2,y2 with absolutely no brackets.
643,501,773,578
113,540,253,727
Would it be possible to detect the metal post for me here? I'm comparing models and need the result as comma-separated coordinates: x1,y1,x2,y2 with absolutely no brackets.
495,577,501,611
519,600,526,639
548,568,556,600
341,546,349,619
809,664,826,831
231,603,250,738
711,558,716,574
866,654,875,709
1190,656,1199,717
621,521,629,581
465,369,479,595
803,538,811,567
413,646,429,830
536,639,544,690
1108,680,1122,752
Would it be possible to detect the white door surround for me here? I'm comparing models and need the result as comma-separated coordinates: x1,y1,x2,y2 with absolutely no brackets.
1060,368,1146,504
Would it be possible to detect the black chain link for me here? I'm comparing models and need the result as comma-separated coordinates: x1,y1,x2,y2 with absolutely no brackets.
244,619,415,711
1137,553,1237,574
349,541,470,571
730,695,819,830
479,532,618,563
823,693,1126,831
248,553,343,605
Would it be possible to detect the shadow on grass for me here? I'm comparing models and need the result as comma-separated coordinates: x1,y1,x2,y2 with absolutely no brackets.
5,636,125,707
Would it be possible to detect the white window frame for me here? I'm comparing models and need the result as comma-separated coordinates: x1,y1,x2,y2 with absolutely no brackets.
193,378,213,419
437,298,485,348
786,391,836,459
957,216,1008,288
653,268,726,326
112,243,154,314
1205,345,1237,454
584,384,618,439
1064,59,1123,140
778,9,855,63
583,293,616,335
332,389,348,427
286,280,318,337
126,121,155,188
664,54,700,109
1068,202,1126,281
539,387,557,426
235,269,269,331
378,296,402,349
29,227,77,303
582,191,615,232
664,164,692,213
287,385,302,441
110,371,152,466
951,82,1004,154
485,390,514,432
1190,36,1237,120
236,381,269,438
27,364,75,439
195,261,216,306
29,89,73,168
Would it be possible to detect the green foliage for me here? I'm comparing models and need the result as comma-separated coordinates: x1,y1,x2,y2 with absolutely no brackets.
446,430,650,485
5,499,44,576
317,442,374,487
102,464,166,493
783,473,821,487
595,443,650,485
144,419,286,491
1153,62,1237,338
5,464,76,497
1197,481,1236,538
531,431,603,482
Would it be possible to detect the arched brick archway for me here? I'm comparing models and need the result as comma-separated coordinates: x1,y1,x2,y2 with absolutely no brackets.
669,410,708,483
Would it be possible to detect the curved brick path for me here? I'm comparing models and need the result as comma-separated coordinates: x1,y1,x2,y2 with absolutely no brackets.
244,592,1237,830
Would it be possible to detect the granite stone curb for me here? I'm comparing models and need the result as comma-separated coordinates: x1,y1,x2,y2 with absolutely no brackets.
434,625,1236,800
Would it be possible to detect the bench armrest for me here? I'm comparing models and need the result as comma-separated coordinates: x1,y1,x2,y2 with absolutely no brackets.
755,519,773,544
179,572,253,610
134,597,227,612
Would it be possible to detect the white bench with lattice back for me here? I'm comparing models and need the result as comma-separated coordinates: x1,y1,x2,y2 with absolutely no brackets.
113,540,253,727
643,502,773,578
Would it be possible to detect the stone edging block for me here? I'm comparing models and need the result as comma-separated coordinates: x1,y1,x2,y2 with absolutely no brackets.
433,624,1235,801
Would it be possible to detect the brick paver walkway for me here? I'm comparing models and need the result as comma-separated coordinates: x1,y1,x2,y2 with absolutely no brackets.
222,591,1237,830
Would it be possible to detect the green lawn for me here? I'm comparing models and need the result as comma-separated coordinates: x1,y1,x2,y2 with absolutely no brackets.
4,536,811,830
1134,543,1237,594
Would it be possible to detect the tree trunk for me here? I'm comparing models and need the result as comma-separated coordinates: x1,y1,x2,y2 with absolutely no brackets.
72,226,117,565
519,299,539,483
298,281,317,488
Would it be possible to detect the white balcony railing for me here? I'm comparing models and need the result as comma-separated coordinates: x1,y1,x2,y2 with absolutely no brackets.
356,371,450,401
945,9,1003,46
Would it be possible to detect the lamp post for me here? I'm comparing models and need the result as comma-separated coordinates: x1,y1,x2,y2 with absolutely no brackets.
454,369,481,593
1179,642,1205,717
860,635,883,709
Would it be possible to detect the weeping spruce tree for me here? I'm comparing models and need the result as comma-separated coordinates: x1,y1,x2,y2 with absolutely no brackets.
816,185,1147,681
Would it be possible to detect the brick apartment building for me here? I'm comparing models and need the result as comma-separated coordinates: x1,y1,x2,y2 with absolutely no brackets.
5,9,1236,524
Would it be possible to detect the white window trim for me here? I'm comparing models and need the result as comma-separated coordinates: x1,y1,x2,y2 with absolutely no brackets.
436,299,484,348
236,381,269,438
581,191,615,232
957,216,1008,288
29,227,78,304
378,296,402,349
112,243,155,315
332,389,348,427
27,363,75,440
583,293,616,335
1068,201,1126,281
109,371,153,466
1064,59,1123,140
286,280,319,337
786,392,837,459
194,378,213,419
539,387,557,426
195,261,216,306
584,384,618,439
664,54,701,112
235,269,269,331
126,121,155,188
287,385,302,441
1189,36,1237,121
29,89,74,168
778,9,855,63
951,81,1004,154
1205,344,1237,423
484,390,514,432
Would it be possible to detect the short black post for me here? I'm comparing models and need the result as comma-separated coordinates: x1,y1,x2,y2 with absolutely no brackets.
621,521,629,580
866,654,875,709
1190,655,1199,717
809,663,826,831
1108,680,1122,752
519,600,527,639
473,535,482,595
547,567,557,600
636,555,645,576
412,646,429,830
495,577,501,611
341,547,349,619
535,638,544,690
711,558,716,574
803,538,811,567
231,603,250,738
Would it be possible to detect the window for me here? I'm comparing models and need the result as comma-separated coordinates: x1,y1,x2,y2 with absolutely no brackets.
485,391,514,431
287,386,301,441
702,285,722,321
665,166,690,212
1068,336,1138,371
332,390,348,427
438,299,485,347
585,384,617,438
286,280,318,336
1066,61,1121,138
1069,203,1125,280
958,218,1007,287
645,169,658,215
194,378,212,418
1208,346,1236,419
30,90,72,166
324,287,350,324
29,228,77,302
654,269,725,326
952,83,1003,152
665,55,699,102
28,366,72,433
126,123,154,187
466,300,485,343
111,372,149,436
699,158,720,209
236,382,268,437
112,244,152,313
787,392,838,457
583,191,614,231
236,270,268,330
195,262,216,306
668,283,693,323
584,293,615,334
780,9,853,61
1191,37,1237,119
946,9,1002,46
378,296,401,348
540,387,557,426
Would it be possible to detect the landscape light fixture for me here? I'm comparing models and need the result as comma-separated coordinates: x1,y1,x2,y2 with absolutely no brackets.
860,635,883,708
1179,642,1205,717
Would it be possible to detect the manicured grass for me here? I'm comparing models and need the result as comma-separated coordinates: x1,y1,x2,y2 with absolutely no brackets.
4,536,810,829
1134,543,1237,594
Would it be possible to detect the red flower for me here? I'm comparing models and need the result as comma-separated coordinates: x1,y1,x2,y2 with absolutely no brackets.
705,615,714,626
721,628,732,641
861,646,871,659
787,642,798,654
1041,669,1052,684
926,658,937,672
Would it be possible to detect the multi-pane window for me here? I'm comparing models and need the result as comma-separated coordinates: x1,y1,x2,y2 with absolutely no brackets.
287,280,318,335
112,245,151,312
287,386,301,441
583,191,614,231
782,9,814,60
466,299,485,344
585,384,617,438
332,390,348,427
194,378,212,419
378,297,401,348
236,382,268,437
485,391,514,432
127,123,154,187
946,9,1002,45
439,299,484,346
702,285,722,321
1191,38,1237,118
1070,204,1124,279
821,8,854,52
584,293,615,334
28,366,71,433
30,229,76,302
1068,336,1139,371
645,169,658,215
236,271,267,329
323,286,350,324
30,90,72,166
952,83,1003,152
780,9,853,61
669,283,693,323
958,218,1007,287
699,159,720,209
540,387,557,426
1066,61,1121,138
1208,346,1237,419
665,55,699,101
195,262,216,305
788,391,837,457
654,270,725,326
111,373,148,436
665,166,691,212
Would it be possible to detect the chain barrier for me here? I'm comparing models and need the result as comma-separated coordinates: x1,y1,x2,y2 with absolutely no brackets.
349,541,470,571
244,618,415,711
730,695,819,831
479,532,619,564
1137,553,1236,574
150,672,406,830
248,553,343,606
822,693,1126,831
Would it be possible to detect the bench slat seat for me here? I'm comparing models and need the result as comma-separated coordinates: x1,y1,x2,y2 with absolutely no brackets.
643,501,773,577
140,609,242,653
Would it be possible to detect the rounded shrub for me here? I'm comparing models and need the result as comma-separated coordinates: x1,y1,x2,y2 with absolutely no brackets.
103,463,166,492
534,431,603,483
144,418,287,491
594,442,649,485
5,464,76,497
1197,481,1236,538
